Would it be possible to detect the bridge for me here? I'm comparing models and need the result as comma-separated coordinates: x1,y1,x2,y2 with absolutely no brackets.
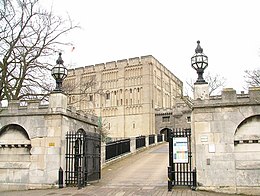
1,143,238,196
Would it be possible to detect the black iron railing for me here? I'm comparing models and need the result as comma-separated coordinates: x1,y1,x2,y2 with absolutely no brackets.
65,131,101,188
157,134,163,142
105,138,130,161
136,136,146,149
149,134,155,145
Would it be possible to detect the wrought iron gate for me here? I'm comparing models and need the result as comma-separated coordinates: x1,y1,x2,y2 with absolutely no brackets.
168,128,197,191
65,130,101,188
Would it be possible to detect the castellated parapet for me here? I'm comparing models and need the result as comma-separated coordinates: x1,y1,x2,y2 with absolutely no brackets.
67,55,179,78
193,87,260,108
67,55,182,93
0,99,98,126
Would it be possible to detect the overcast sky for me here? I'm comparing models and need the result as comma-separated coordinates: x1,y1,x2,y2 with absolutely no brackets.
45,0,260,95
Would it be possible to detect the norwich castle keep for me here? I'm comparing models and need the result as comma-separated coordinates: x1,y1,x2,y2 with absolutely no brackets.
65,55,183,138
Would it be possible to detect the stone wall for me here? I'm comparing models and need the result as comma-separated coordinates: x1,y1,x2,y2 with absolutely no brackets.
0,93,98,191
192,87,260,195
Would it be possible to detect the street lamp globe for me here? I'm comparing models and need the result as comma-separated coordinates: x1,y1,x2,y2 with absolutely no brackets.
191,41,208,84
51,53,68,92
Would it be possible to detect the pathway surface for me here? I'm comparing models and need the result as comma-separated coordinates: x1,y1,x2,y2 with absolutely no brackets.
1,143,242,196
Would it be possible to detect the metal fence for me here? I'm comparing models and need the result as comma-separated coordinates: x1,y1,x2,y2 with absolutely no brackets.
157,134,163,142
136,136,146,149
149,134,155,145
105,138,130,160
65,131,101,188
105,134,165,162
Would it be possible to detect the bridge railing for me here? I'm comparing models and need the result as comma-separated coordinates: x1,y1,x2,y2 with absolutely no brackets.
149,134,155,145
102,134,165,166
105,138,130,161
136,136,146,149
157,134,163,142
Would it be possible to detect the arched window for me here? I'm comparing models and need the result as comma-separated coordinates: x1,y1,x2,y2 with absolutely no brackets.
76,128,86,135
106,92,110,100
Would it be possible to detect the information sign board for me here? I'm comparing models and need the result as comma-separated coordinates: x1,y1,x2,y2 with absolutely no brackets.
173,137,188,163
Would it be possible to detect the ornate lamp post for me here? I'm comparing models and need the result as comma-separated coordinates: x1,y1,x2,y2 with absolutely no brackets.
191,41,208,84
51,53,68,92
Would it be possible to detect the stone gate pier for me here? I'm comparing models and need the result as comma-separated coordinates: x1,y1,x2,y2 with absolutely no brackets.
0,92,98,191
192,87,260,195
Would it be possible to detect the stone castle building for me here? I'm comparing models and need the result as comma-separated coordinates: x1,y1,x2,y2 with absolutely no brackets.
65,55,183,138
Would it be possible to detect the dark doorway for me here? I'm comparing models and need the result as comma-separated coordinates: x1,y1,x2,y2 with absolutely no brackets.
160,128,172,142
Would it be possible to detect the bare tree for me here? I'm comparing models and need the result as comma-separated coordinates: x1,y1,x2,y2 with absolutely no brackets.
244,69,260,87
185,72,226,96
206,73,226,95
0,0,79,102
63,75,98,105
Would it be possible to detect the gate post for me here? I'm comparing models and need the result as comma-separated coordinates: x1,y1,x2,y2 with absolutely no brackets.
77,166,82,189
191,167,197,190
168,129,173,191
168,166,172,191
58,167,63,188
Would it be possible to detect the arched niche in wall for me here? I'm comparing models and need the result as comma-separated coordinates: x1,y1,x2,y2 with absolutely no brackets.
234,115,260,187
0,124,31,147
234,115,260,142
0,124,31,185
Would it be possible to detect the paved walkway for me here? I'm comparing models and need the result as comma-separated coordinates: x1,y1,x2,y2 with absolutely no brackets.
1,143,241,196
